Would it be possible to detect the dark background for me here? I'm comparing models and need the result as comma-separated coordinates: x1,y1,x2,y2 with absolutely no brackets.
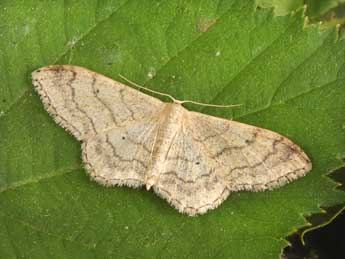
284,167,345,259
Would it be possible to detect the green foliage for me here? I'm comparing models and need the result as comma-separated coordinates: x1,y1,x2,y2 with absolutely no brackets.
0,1,344,258
256,0,303,15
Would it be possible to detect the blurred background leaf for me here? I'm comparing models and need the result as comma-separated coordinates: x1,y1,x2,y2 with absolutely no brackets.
256,0,304,16
256,0,345,28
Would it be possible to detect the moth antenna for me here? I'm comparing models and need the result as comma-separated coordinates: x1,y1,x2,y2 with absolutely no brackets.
119,74,242,108
119,74,177,103
179,100,242,108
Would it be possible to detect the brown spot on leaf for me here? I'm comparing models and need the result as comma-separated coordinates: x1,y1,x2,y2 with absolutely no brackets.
196,17,217,32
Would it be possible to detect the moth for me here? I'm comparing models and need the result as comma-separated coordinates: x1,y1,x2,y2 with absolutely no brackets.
32,65,312,216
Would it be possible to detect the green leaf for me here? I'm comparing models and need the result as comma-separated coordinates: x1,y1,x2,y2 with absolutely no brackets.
1,1,344,258
256,0,345,28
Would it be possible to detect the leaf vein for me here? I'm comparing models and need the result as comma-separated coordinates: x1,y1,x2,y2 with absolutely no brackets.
0,164,80,193
235,78,342,119
202,18,299,112
268,32,332,105
55,0,131,64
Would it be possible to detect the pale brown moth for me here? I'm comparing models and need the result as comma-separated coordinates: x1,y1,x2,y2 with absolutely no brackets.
32,65,312,216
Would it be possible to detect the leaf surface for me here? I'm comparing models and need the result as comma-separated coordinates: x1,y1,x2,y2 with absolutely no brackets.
0,1,344,258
